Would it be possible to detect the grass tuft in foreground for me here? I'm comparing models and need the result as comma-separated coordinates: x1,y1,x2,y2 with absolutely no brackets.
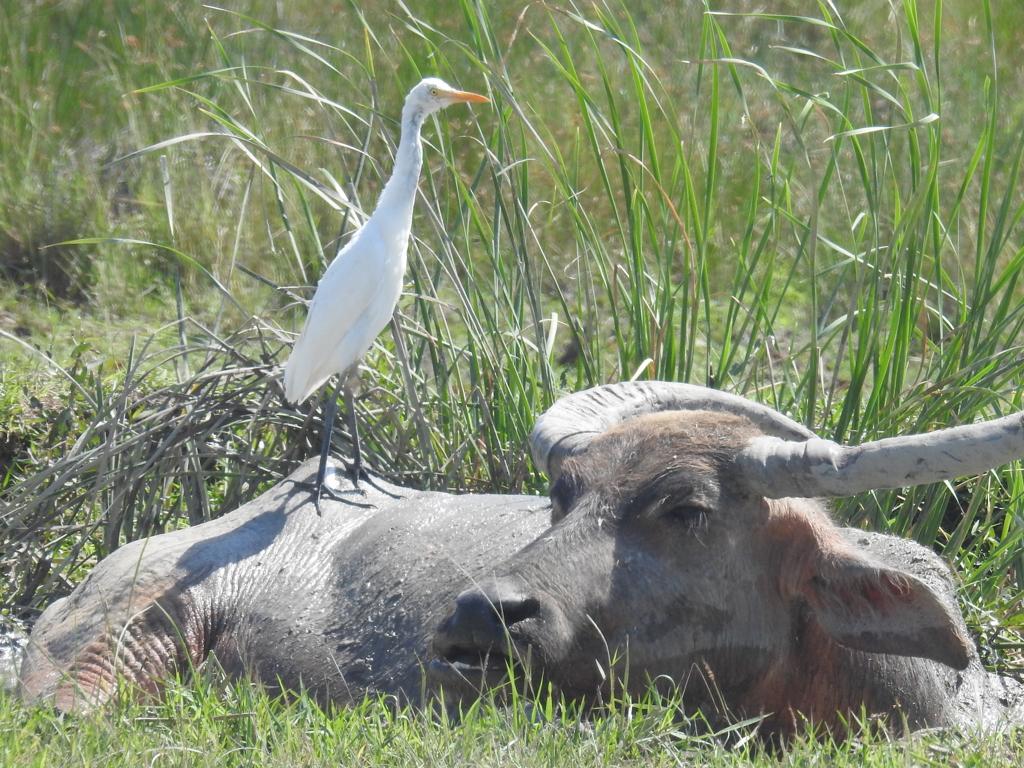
2,678,1024,767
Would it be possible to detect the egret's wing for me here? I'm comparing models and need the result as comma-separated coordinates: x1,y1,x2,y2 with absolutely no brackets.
283,230,389,404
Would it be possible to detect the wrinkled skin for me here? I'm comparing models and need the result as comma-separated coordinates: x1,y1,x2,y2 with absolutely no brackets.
19,461,549,712
18,414,1024,737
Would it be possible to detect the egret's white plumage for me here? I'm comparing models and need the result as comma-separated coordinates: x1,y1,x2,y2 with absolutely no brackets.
283,207,409,404
283,77,487,503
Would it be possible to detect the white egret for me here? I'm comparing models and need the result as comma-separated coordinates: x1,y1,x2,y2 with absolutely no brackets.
284,77,488,510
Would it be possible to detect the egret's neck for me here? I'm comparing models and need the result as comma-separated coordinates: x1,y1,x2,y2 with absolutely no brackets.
376,106,425,220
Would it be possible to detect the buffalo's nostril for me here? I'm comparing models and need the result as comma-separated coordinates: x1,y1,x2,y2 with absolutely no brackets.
495,595,540,627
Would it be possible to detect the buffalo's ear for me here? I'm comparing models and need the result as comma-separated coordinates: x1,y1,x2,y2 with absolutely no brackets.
798,544,972,670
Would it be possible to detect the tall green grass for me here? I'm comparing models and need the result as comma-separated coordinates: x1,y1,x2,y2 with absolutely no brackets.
2,0,1024,675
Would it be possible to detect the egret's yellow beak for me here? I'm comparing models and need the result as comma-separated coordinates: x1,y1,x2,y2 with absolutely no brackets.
447,89,489,104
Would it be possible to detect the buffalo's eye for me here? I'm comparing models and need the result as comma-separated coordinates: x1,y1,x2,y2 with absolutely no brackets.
660,503,709,529
549,473,579,523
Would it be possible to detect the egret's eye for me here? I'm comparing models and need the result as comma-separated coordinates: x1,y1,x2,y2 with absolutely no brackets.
430,88,439,96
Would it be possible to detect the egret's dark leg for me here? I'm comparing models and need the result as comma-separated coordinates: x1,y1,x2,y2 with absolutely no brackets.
341,382,399,499
312,384,341,513
287,372,399,505
343,384,362,489
289,383,372,513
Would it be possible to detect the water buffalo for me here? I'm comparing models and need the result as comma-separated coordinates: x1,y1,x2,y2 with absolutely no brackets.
17,382,1024,736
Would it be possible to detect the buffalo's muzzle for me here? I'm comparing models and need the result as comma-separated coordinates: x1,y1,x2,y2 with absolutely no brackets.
431,577,540,680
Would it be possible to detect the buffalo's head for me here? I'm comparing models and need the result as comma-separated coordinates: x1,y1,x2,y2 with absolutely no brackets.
431,382,1022,731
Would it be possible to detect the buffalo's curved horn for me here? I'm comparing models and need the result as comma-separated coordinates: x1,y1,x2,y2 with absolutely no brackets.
737,412,1024,499
530,381,815,478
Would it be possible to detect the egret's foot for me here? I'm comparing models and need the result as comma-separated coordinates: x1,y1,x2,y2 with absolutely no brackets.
316,483,374,513
287,479,374,512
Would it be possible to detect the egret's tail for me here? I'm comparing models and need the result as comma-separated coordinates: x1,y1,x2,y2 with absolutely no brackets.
283,348,329,405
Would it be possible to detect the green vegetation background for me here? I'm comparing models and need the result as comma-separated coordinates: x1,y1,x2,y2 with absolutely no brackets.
2,0,1024,762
